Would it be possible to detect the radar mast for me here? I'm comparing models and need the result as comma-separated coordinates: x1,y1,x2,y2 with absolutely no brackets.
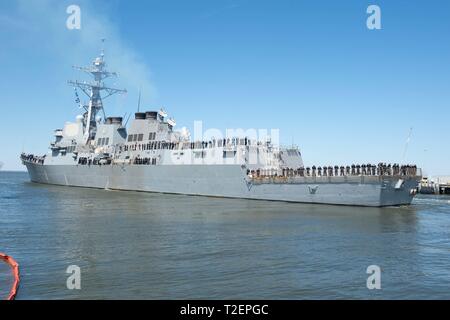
68,39,127,144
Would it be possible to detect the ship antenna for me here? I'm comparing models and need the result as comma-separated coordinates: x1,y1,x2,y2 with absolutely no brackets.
124,113,132,127
137,86,142,112
68,39,127,144
402,127,413,163
100,38,106,60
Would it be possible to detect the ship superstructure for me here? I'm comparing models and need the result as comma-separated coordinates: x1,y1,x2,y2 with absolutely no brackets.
21,48,421,207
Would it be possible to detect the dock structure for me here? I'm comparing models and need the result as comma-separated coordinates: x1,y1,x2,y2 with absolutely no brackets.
435,176,450,194
419,176,450,195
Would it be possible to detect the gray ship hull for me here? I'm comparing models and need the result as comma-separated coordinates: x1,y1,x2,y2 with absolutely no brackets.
24,162,419,207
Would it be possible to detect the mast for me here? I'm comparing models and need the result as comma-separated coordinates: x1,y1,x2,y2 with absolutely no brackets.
68,39,127,144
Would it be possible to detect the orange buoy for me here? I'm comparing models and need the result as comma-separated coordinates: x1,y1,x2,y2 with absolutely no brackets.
0,253,20,300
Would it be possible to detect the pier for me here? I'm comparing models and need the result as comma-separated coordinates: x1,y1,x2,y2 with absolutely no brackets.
418,176,450,195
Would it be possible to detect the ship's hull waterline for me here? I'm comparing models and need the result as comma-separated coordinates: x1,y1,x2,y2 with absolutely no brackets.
24,162,420,207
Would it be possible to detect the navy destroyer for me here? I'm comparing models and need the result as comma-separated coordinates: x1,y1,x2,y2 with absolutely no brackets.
21,47,421,207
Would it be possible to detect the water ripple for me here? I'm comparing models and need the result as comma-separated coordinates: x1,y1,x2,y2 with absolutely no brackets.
1,172,450,299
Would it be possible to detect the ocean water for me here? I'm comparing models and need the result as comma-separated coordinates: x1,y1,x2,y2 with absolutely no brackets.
0,171,449,299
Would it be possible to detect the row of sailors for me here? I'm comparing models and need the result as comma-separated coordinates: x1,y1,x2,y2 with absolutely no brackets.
186,138,255,149
133,157,157,165
20,153,45,165
189,138,268,148
123,141,178,152
121,138,269,152
78,156,155,166
248,164,418,178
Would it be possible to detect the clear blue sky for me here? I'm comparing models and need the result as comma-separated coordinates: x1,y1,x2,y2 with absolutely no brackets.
0,0,449,175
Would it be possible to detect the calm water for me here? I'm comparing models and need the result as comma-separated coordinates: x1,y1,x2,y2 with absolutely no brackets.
1,171,449,299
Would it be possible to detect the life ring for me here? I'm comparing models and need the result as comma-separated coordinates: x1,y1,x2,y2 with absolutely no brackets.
0,253,20,300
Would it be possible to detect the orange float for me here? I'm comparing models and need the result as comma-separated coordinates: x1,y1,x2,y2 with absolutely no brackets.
0,253,20,300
